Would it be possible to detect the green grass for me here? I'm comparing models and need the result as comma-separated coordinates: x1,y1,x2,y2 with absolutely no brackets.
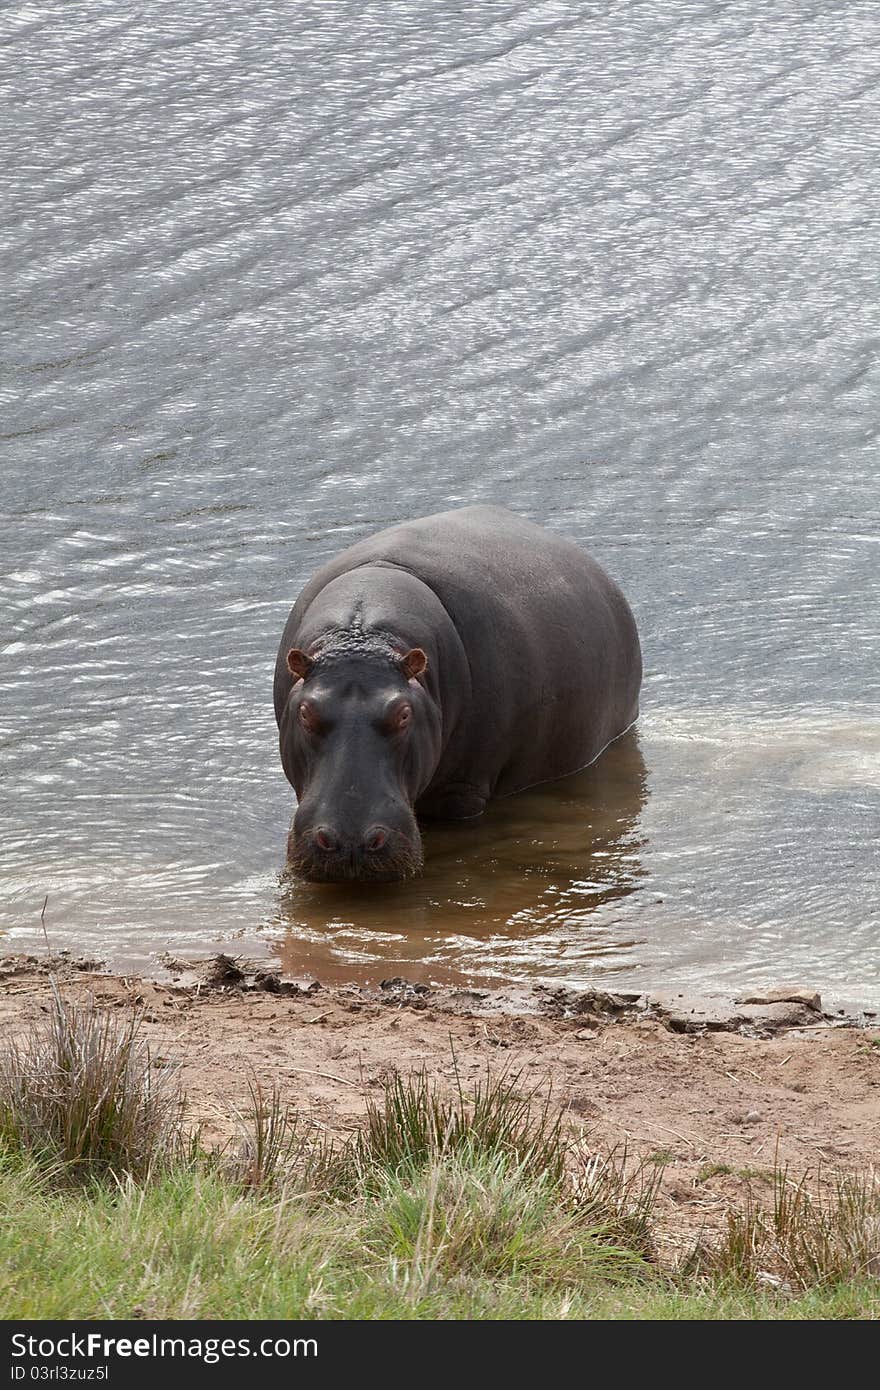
646,1148,677,1167
1,1151,878,1320
0,993,878,1319
696,1163,733,1183
341,1063,568,1193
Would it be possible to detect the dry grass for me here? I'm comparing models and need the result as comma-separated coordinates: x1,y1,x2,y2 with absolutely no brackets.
0,987,187,1182
571,1142,663,1257
686,1165,880,1288
220,1077,334,1194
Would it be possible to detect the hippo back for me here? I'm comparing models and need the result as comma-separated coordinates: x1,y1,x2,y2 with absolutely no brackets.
275,505,641,804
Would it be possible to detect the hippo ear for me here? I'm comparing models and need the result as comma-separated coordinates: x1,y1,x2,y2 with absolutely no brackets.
399,647,428,680
287,648,313,681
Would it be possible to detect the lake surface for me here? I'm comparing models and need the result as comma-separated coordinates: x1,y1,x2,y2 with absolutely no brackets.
2,1,879,1008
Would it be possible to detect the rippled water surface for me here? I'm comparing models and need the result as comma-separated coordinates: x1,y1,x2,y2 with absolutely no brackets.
2,2,879,1006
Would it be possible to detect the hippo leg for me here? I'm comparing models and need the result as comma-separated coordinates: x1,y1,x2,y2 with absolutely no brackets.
417,783,488,820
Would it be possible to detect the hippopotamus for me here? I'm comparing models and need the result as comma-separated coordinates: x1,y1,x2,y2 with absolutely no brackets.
273,505,641,882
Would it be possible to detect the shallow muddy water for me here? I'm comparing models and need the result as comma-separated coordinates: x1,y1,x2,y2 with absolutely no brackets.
2,2,879,1006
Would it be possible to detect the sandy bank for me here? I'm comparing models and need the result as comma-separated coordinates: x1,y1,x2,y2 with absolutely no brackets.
2,952,878,1258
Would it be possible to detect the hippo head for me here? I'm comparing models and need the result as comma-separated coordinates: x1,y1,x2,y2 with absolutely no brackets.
280,633,441,883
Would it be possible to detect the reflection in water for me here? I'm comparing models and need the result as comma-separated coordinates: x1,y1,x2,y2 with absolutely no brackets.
272,731,648,986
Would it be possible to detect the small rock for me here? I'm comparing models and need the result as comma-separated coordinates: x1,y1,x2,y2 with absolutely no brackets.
250,969,281,993
737,987,822,1013
739,1001,819,1031
380,976,428,994
650,993,746,1033
575,1027,598,1041
205,954,245,988
536,986,641,1019
568,1095,600,1117
743,1110,762,1125
379,976,429,1005
571,1012,603,1030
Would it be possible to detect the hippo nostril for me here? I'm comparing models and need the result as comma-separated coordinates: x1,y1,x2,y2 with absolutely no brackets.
314,826,339,853
364,825,389,853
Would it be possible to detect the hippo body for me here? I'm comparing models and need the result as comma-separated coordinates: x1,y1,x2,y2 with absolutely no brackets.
274,505,641,881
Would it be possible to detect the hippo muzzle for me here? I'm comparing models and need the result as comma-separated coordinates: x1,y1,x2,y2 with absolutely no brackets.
288,799,424,883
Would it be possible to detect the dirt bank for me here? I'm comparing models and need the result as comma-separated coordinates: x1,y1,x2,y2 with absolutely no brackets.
2,953,878,1259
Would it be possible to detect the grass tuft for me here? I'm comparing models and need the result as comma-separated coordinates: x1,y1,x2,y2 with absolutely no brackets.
686,1166,880,1288
364,1149,646,1304
0,988,187,1182
343,1065,567,1193
570,1143,663,1257
220,1077,335,1195
696,1162,733,1183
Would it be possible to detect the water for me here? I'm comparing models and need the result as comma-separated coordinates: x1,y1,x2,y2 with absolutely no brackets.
2,1,879,1007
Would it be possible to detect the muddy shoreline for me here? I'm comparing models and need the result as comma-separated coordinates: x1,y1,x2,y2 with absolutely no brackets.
8,948,872,1034
3,952,879,1257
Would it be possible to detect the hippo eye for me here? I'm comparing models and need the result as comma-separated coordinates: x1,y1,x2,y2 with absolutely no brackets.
298,700,323,735
388,701,412,734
